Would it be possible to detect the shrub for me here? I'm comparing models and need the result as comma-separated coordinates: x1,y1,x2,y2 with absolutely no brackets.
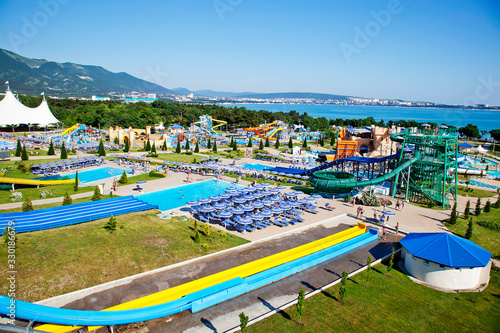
239,312,249,333
259,140,264,150
247,138,252,147
484,200,491,213
360,191,380,206
194,230,201,243
204,223,210,237
213,140,217,152
265,137,270,147
98,139,106,157
15,140,22,157
145,140,151,151
274,137,280,149
302,138,308,148
21,145,28,161
148,170,165,178
17,163,28,173
62,191,73,206
185,140,190,151
184,151,193,155
464,200,470,219
114,137,119,144
288,137,293,148
202,243,209,253
345,194,352,203
296,286,305,326
465,218,474,239
119,170,128,184
47,140,55,155
448,201,457,225
477,220,499,231
91,186,102,201
123,139,129,153
10,192,23,202
22,196,33,212
40,189,53,199
492,194,500,209
74,170,79,191
60,142,68,159
207,138,212,149
175,140,181,153
475,198,482,216
104,216,117,233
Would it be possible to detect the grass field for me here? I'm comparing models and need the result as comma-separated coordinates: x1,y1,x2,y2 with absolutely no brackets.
447,203,500,257
456,185,498,198
0,211,248,302
248,262,500,333
154,153,200,163
0,194,115,213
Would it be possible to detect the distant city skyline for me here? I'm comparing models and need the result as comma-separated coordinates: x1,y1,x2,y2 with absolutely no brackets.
0,0,499,105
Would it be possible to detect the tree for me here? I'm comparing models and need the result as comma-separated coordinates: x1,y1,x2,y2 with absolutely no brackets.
185,139,190,151
247,137,252,147
464,199,470,219
339,270,348,304
366,256,372,288
175,140,181,153
162,139,167,151
207,137,212,149
212,139,217,152
113,137,119,144
204,223,210,237
22,196,33,212
74,171,79,191
47,139,55,155
302,137,308,148
475,198,482,216
123,139,129,153
194,141,199,153
104,216,118,233
193,220,198,233
21,145,28,161
296,286,305,326
492,194,500,209
265,137,270,147
62,191,73,206
259,140,264,150
449,201,457,225
15,139,22,157
387,247,395,274
119,170,128,184
98,139,106,156
465,217,474,239
145,139,151,151
274,136,280,149
194,230,200,243
232,140,237,151
229,136,234,148
458,124,480,139
330,135,336,146
239,312,249,333
60,142,68,159
484,199,491,213
91,186,102,201
288,137,293,148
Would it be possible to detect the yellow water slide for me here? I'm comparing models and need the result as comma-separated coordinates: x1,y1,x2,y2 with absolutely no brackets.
0,177,74,186
39,223,366,333
61,124,78,136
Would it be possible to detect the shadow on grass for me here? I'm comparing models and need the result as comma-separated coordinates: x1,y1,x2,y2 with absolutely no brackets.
200,318,217,333
258,297,292,321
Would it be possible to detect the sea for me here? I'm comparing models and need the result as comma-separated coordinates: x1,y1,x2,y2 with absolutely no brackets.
220,104,500,131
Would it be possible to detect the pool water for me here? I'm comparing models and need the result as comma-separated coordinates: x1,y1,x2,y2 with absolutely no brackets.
0,140,15,150
136,179,240,211
241,163,271,171
66,167,131,183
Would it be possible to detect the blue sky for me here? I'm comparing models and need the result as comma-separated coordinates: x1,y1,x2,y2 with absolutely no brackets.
0,0,499,105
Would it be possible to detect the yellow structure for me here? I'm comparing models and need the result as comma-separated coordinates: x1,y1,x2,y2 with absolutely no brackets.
0,177,74,186
108,126,169,149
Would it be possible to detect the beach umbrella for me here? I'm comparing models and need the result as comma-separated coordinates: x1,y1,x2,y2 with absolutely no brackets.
232,197,247,204
382,211,396,216
239,217,252,224
198,198,211,204
241,204,254,211
244,194,256,201
260,210,273,217
230,207,245,215
213,202,226,210
270,196,280,202
285,173,295,177
209,195,221,201
302,196,315,202
269,188,280,193
271,207,283,214
288,201,301,208
285,192,299,197
280,203,292,210
276,186,286,190
311,194,322,200
421,123,431,127
262,183,271,187
218,211,233,219
261,198,272,205
219,193,232,199
296,198,308,204
201,206,215,212
187,201,199,206
253,184,264,189
250,214,263,220
252,202,264,209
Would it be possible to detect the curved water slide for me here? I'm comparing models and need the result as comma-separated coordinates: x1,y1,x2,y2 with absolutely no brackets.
304,153,401,176
244,121,283,141
309,156,418,194
193,115,227,135
1,224,372,331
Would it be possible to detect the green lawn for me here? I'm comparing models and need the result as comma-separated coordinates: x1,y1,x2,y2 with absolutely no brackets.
154,153,200,163
457,186,497,198
248,262,500,333
447,204,500,257
0,212,248,302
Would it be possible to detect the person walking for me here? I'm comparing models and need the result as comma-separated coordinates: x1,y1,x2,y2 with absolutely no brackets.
382,226,387,240
395,222,399,235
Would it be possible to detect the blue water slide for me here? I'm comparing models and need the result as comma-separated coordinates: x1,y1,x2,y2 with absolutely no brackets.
0,229,377,326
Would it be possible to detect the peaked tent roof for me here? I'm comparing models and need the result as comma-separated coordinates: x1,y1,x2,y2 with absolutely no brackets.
400,233,491,268
475,145,488,153
0,90,59,126
457,142,474,148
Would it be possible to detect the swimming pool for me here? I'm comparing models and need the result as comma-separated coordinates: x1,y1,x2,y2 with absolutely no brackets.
241,163,271,171
66,167,132,183
136,179,240,211
0,140,15,150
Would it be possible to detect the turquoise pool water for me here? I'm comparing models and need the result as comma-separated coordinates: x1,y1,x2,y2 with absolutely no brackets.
0,140,15,150
241,163,271,171
136,179,239,211
67,167,131,183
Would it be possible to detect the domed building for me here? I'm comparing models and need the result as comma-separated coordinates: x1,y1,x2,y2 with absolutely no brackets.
400,233,492,291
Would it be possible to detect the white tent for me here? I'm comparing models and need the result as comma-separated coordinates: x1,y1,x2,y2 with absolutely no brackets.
475,145,488,154
0,88,59,126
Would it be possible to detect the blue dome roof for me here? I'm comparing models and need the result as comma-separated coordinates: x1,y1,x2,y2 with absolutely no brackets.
400,233,491,268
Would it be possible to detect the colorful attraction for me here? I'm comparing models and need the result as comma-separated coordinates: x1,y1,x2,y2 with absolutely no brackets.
190,115,227,135
244,121,286,141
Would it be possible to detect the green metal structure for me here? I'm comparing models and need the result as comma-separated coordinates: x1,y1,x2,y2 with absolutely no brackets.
390,128,458,208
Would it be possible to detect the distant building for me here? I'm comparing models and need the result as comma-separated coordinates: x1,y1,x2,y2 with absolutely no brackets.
169,124,184,135
122,97,157,104
92,96,111,101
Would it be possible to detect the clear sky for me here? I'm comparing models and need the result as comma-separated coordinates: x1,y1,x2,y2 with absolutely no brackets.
0,0,499,105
